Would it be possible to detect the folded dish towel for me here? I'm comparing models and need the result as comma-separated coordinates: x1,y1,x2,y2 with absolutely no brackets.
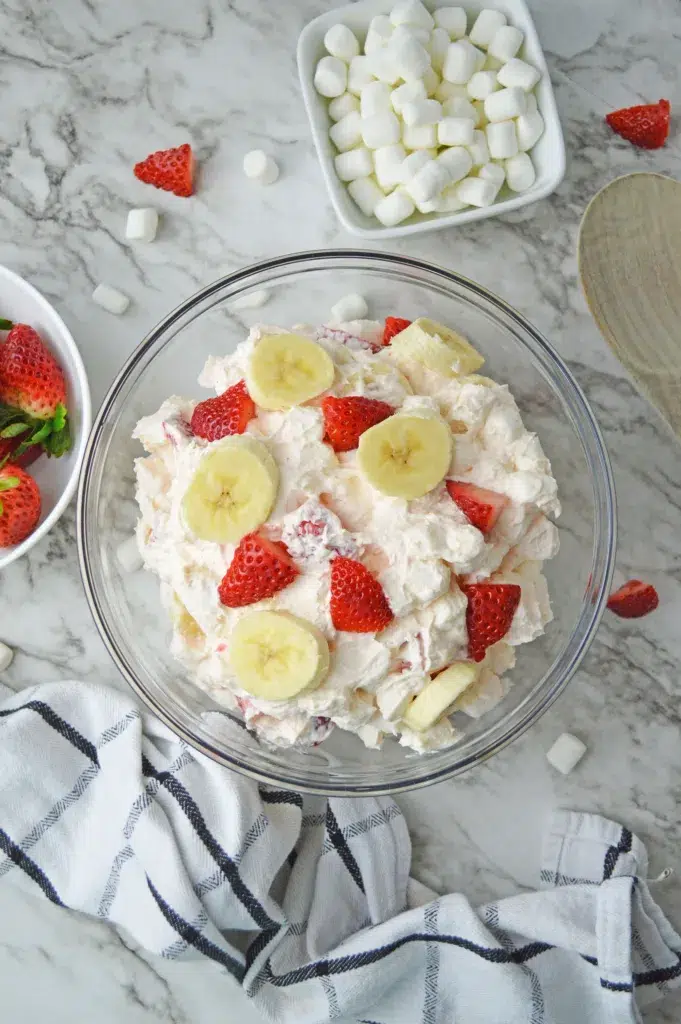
1,680,680,1024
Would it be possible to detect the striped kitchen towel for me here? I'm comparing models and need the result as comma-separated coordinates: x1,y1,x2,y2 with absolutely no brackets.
1,680,680,1024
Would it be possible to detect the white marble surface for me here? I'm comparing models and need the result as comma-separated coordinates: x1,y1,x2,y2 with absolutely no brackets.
1,0,680,1020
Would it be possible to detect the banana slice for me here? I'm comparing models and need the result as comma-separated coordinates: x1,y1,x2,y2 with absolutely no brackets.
247,333,335,410
229,610,330,700
389,318,485,378
465,374,496,387
402,662,479,732
183,437,278,543
358,414,453,499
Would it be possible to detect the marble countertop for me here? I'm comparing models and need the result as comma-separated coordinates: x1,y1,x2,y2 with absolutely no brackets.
1,0,681,1020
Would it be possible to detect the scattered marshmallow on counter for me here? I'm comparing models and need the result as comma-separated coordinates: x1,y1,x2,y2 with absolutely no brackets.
243,149,280,185
546,733,587,775
125,208,159,243
0,641,13,673
116,535,143,573
92,283,130,315
230,288,271,311
330,293,369,322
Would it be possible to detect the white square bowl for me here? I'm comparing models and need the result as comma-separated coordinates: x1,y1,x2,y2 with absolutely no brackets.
298,0,566,238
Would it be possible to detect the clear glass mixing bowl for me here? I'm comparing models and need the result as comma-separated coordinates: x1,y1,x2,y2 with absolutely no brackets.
77,251,616,795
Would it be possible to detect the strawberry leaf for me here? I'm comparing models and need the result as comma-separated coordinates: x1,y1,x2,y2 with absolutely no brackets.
53,403,67,433
0,319,13,331
45,415,71,458
0,422,29,438
29,421,53,445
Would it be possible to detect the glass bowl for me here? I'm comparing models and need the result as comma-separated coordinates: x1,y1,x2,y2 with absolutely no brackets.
77,250,616,796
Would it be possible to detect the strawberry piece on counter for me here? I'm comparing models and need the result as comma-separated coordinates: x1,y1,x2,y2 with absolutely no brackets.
382,316,412,346
607,579,659,618
134,143,195,197
463,582,522,663
446,480,509,535
322,395,394,453
190,380,255,441
330,555,394,633
605,99,670,150
0,464,41,547
218,533,299,607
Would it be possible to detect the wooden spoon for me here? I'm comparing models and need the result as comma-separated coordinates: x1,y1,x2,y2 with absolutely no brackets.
578,172,681,439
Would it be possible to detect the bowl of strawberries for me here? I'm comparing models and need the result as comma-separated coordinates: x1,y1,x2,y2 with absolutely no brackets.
0,264,91,569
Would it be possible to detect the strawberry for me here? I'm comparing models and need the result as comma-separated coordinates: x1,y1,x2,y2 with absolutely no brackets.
446,480,509,535
330,556,394,632
322,395,394,452
607,579,659,619
190,380,255,441
134,143,195,197
0,429,42,470
218,533,299,607
382,317,412,346
605,99,670,150
0,465,41,547
463,582,521,662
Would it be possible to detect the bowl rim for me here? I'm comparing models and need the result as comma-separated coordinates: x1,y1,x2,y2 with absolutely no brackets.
77,249,616,795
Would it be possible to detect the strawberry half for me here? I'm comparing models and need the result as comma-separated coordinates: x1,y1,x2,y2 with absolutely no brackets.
605,99,670,150
446,480,509,535
330,556,393,632
218,534,299,607
134,143,195,197
190,380,255,441
0,464,41,547
607,579,659,619
382,317,412,346
322,395,394,453
463,582,521,663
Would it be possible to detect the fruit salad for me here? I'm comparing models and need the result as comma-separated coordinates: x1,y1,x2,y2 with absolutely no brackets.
133,316,559,753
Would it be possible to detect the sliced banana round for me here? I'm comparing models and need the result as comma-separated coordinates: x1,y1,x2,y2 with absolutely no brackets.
229,610,330,700
358,414,453,500
402,662,480,732
182,436,278,544
247,333,335,410
389,318,485,378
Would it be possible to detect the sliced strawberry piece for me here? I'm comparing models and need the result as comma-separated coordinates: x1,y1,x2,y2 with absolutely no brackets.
218,534,299,608
382,316,412,346
134,143,195,197
607,579,659,619
605,99,670,150
322,395,394,453
463,582,521,663
0,464,41,547
330,556,393,632
190,380,255,441
446,480,509,535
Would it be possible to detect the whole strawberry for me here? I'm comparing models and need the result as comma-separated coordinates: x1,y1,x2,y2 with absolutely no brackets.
134,144,195,197
0,464,41,547
190,380,255,441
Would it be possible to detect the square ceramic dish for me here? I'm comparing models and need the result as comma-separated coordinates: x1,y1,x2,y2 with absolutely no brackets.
297,0,566,238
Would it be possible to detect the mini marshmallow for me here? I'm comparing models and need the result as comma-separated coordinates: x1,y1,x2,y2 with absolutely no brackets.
467,129,490,166
435,80,468,103
402,98,442,126
330,292,369,322
479,160,506,186
391,79,427,114
391,34,431,82
505,151,536,192
486,120,519,159
483,54,504,71
484,86,527,122
437,145,473,182
0,641,14,673
443,96,479,122
348,56,376,95
374,143,408,189
374,188,415,226
488,25,524,63
243,149,280,184
365,14,393,54
436,183,469,211
324,23,360,62
390,0,434,31
516,109,545,151
361,111,401,148
456,175,499,207
230,288,271,310
391,23,430,46
314,55,348,98
469,9,507,49
472,100,487,125
525,92,538,116
335,146,373,180
413,196,439,213
407,159,451,203
400,148,433,183
497,57,541,92
433,7,467,38
402,122,438,149
443,40,484,84
116,535,143,573
467,70,498,100
438,116,475,146
428,27,451,72
348,175,385,215
361,81,393,117
330,111,363,152
328,92,360,120
125,207,159,243
422,66,440,96
92,283,129,315
546,733,586,775
369,47,401,85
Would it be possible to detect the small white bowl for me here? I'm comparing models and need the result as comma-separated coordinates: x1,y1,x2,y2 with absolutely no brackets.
298,0,566,238
0,265,91,570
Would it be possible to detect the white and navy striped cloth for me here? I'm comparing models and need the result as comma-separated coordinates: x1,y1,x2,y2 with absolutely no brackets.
1,680,680,1023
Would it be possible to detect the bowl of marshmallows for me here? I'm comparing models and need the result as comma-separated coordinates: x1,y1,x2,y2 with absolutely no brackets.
298,0,565,237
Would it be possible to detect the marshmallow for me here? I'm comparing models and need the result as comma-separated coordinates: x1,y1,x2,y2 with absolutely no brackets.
391,34,431,82
116,535,143,573
365,14,393,54
330,292,369,321
443,40,484,84
505,152,536,192
546,733,587,775
390,0,434,31
348,175,385,215
422,66,440,96
92,283,129,315
374,143,408,189
467,70,498,100
330,111,363,152
484,86,527,122
361,111,401,148
407,159,451,203
391,79,427,114
516,109,545,151
402,98,442,126
438,117,475,146
243,149,280,184
324,23,360,62
125,207,159,243
435,80,468,103
497,58,541,92
428,27,451,72
437,145,473,182
400,148,434,183
456,175,500,206
467,129,490,166
486,119,519,159
391,23,430,46
348,56,376,95
361,81,393,117
433,7,467,38
436,183,469,211
472,100,487,125
374,188,415,226
335,146,373,180
328,92,360,120
369,47,402,85
314,55,348,98
469,9,507,49
525,92,538,116
0,641,14,673
443,96,479,122
402,122,438,149
479,161,506,186
415,198,439,214
230,289,271,310
488,25,524,63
